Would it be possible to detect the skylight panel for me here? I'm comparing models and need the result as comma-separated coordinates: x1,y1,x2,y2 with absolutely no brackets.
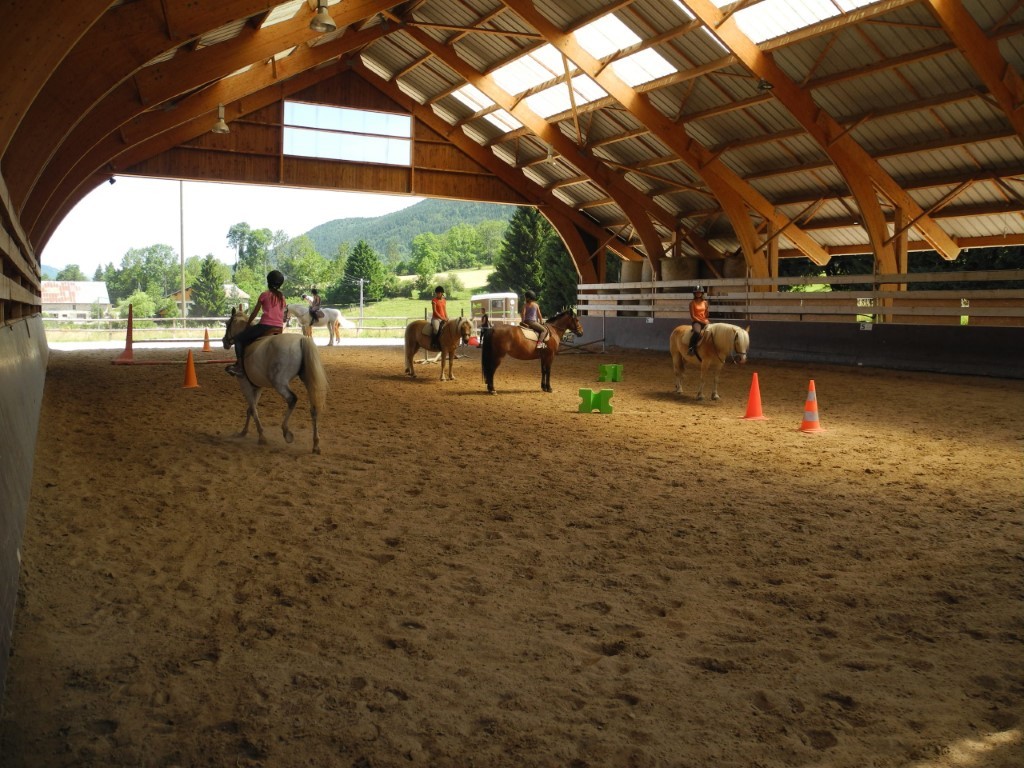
484,109,523,133
613,49,677,87
574,15,640,60
491,45,564,96
452,84,495,113
688,0,880,45
524,75,608,118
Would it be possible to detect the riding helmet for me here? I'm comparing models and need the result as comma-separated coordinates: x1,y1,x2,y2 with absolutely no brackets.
267,270,285,289
693,285,705,295
525,290,536,301
435,285,445,294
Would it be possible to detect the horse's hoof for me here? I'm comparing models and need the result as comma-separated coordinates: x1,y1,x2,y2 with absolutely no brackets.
711,394,720,401
696,395,704,402
284,431,294,444
313,446,321,455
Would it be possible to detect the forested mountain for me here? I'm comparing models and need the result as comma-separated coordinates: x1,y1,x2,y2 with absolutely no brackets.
304,198,515,260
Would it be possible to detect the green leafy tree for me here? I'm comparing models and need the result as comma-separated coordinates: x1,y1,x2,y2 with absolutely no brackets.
190,256,231,317
486,206,549,297
333,240,389,304
56,264,87,281
105,244,178,304
117,290,156,319
277,235,331,291
227,224,283,275
441,223,482,270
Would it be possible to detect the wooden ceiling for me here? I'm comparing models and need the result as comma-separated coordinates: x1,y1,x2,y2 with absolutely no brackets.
2,0,1023,317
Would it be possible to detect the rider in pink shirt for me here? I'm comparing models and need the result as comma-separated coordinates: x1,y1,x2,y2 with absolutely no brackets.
227,270,287,376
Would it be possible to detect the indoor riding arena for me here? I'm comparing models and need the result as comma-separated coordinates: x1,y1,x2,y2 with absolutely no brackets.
2,1,1024,767
1,337,1021,767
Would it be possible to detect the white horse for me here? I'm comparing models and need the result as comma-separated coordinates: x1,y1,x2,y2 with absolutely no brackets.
288,303,345,346
669,322,749,401
223,307,329,454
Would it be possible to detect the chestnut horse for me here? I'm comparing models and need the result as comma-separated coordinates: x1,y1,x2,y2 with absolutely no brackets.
481,309,584,394
404,317,475,381
669,322,749,401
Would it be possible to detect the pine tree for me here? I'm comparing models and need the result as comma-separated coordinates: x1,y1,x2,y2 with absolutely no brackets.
486,206,550,296
190,255,230,317
539,236,581,311
334,240,388,304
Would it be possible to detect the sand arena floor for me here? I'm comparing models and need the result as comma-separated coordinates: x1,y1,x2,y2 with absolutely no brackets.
1,339,1021,767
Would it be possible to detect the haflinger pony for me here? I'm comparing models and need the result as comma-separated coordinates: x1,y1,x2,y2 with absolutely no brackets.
222,306,328,454
288,303,344,346
481,309,584,394
669,322,749,401
404,316,475,381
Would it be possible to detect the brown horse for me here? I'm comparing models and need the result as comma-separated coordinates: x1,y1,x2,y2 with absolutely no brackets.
404,317,475,380
480,309,584,393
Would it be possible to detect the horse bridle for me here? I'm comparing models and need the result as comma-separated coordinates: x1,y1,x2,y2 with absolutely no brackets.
709,326,747,364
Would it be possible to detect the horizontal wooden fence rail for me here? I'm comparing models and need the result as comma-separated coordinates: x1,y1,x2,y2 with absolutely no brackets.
577,270,1024,327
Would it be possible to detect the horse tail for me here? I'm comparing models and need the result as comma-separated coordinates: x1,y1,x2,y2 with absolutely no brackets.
300,336,328,413
481,327,496,388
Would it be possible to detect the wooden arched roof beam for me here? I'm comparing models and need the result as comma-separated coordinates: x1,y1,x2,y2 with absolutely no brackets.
921,0,1024,148
24,0,403,243
680,0,960,272
0,1,110,158
6,0,283,216
32,26,390,247
499,0,830,278
403,26,673,277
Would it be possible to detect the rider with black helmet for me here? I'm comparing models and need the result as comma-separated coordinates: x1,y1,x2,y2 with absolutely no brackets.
688,285,709,357
226,270,288,376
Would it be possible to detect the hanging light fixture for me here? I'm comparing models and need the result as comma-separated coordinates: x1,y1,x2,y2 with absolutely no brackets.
212,104,230,134
756,78,774,93
310,2,336,33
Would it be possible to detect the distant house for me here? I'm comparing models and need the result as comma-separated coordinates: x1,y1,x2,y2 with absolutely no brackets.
166,284,251,315
41,281,111,319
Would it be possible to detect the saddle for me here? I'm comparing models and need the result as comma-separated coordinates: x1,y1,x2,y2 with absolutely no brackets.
519,323,547,348
423,319,446,351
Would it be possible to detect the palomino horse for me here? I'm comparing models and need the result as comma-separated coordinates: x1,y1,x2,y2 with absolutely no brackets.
404,317,475,380
669,322,749,401
481,309,584,394
222,307,329,454
288,303,345,346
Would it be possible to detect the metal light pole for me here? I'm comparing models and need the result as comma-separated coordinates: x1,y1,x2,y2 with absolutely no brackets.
179,180,187,326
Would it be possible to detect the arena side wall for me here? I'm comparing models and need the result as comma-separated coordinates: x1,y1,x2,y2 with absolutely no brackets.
581,317,1024,379
0,316,48,706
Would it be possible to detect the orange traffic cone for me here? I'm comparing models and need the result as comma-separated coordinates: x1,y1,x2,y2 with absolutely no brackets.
741,372,767,420
798,379,825,433
113,303,134,364
182,349,199,389
202,328,212,352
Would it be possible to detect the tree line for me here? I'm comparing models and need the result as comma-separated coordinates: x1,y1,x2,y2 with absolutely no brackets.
54,206,602,318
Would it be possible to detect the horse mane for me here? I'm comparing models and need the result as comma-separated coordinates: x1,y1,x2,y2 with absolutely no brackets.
547,307,575,322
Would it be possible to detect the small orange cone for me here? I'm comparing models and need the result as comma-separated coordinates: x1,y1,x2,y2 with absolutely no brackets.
798,379,825,433
113,303,134,363
202,329,212,352
741,372,767,420
182,349,199,388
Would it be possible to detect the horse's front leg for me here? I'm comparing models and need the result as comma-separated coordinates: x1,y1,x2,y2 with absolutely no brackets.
672,350,685,395
710,362,723,401
696,361,709,401
239,386,267,444
438,350,448,381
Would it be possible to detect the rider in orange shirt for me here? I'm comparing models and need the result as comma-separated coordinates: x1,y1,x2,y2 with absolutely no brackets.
430,285,448,348
688,286,709,357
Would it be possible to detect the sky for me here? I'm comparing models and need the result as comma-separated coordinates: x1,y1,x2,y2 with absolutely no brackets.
41,176,422,277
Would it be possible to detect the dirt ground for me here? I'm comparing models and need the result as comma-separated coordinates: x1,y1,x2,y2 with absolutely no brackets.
1,339,1021,768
